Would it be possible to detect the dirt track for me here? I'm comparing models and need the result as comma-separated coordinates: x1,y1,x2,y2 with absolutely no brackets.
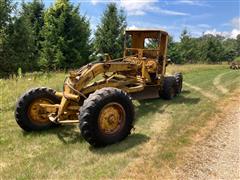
174,95,240,179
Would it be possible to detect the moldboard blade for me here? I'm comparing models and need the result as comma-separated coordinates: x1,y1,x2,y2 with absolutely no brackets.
130,85,160,100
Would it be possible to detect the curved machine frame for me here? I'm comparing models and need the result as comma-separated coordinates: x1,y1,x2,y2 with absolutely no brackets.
40,30,169,124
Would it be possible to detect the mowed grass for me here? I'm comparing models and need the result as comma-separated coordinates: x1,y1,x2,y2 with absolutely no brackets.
234,56,240,62
0,65,239,179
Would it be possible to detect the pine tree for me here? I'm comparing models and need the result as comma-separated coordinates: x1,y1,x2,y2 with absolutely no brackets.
0,0,16,76
39,0,90,70
168,36,182,64
9,14,36,71
0,0,43,76
179,29,198,63
7,0,45,73
236,34,240,57
199,34,225,63
94,3,127,59
21,0,45,69
145,39,158,48
0,0,13,29
222,38,237,62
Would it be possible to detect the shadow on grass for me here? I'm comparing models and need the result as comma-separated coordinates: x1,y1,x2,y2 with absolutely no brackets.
173,94,200,105
22,125,84,144
55,125,84,144
21,91,199,148
89,133,150,154
181,90,191,94
135,91,200,120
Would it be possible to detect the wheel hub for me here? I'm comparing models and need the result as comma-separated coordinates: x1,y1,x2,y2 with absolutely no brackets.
98,103,125,135
28,98,53,124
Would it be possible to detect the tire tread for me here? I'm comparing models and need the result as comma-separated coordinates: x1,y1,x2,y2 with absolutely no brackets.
79,87,134,147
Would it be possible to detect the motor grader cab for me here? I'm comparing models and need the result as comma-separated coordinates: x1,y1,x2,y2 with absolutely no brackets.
15,29,183,147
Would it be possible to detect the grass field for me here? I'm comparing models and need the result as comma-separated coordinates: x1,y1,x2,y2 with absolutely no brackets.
234,56,240,62
0,64,239,179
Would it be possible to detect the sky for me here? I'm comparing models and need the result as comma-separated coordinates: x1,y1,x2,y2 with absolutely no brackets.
25,0,240,41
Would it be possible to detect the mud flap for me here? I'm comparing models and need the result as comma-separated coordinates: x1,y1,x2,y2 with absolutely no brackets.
130,85,160,100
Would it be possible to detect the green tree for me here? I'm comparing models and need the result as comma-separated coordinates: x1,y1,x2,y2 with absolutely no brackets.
10,14,37,71
0,0,16,76
8,0,45,72
200,34,225,63
40,0,90,70
179,29,198,63
145,38,158,48
168,36,182,64
94,3,127,59
222,38,237,62
21,0,44,69
0,0,43,76
236,34,240,57
0,0,13,29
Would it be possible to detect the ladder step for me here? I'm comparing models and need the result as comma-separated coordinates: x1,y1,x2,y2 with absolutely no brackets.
58,120,79,124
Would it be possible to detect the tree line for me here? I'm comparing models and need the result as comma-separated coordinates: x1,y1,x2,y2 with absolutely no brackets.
0,0,239,77
168,30,240,64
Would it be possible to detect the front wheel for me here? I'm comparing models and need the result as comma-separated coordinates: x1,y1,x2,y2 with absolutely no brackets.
79,87,135,147
15,87,60,131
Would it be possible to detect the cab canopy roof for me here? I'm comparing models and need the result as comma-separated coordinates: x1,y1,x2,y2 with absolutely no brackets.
125,29,168,49
125,29,168,38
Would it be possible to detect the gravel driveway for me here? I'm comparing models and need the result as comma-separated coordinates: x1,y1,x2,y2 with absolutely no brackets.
175,98,240,180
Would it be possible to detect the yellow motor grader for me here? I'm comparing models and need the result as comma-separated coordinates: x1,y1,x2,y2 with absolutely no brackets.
15,29,183,146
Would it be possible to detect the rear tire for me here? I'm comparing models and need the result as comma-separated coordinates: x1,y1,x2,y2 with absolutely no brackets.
174,73,183,94
79,87,135,147
160,76,177,100
15,87,60,131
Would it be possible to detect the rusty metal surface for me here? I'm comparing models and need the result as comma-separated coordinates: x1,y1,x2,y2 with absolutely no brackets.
130,85,160,100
